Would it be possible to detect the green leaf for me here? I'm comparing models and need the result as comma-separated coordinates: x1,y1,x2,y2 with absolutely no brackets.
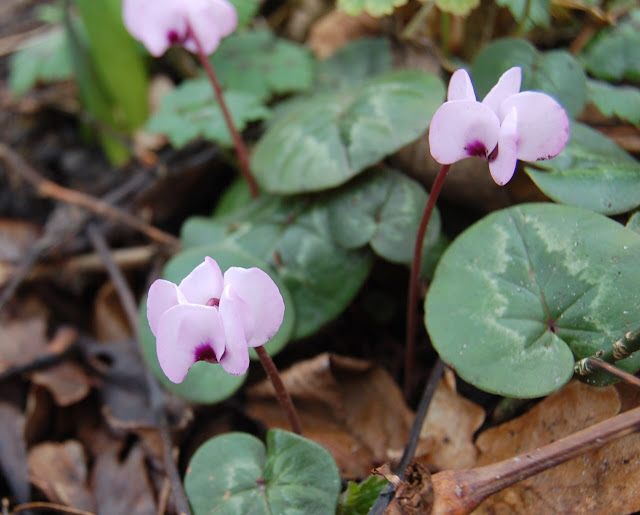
185,430,341,514
315,37,392,92
137,246,295,403
146,79,270,148
426,203,640,397
251,69,444,194
435,0,480,16
627,211,640,234
325,168,442,274
9,26,74,96
182,196,374,339
587,79,640,127
472,39,587,117
525,121,640,215
210,30,314,102
580,9,640,81
495,0,551,29
338,0,408,16
213,178,253,217
337,475,388,515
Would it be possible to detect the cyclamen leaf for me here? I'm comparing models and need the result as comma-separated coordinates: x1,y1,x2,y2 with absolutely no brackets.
338,0,408,16
495,0,551,28
251,70,444,194
337,475,388,515
227,0,261,27
580,9,640,81
146,79,269,148
185,430,341,514
435,0,480,16
426,203,640,398
210,30,313,102
587,79,640,127
472,39,587,117
525,121,640,215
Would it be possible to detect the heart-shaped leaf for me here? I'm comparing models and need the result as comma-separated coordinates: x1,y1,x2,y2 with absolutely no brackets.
138,247,295,403
325,167,443,274
210,30,313,102
426,203,640,397
472,38,586,117
525,122,640,215
182,196,374,339
251,69,444,194
586,79,640,127
185,429,341,514
338,0,408,16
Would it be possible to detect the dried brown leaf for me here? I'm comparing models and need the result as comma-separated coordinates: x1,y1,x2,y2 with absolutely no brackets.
0,218,40,262
473,380,640,514
0,402,29,503
307,9,381,58
247,353,413,478
28,440,95,511
0,317,48,373
416,380,485,470
31,361,91,406
93,281,133,341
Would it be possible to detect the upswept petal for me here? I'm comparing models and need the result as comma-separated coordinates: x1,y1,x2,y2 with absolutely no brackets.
482,67,522,114
183,0,238,55
500,91,570,162
488,108,519,186
223,267,285,348
179,256,224,305
447,69,476,102
147,279,185,336
428,101,500,164
218,286,251,375
156,304,225,383
123,0,185,57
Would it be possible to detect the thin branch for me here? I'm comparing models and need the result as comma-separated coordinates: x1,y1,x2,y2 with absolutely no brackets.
86,225,191,515
0,143,180,247
11,502,95,515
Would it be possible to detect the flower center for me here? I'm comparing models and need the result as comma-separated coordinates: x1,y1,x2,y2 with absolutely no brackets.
206,297,220,307
167,30,182,45
465,140,488,159
194,343,218,364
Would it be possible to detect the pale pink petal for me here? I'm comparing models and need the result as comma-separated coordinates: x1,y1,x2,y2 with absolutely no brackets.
482,67,522,114
428,101,501,164
488,108,519,186
218,286,251,375
500,91,570,162
122,0,186,56
447,69,476,102
178,256,224,305
183,0,238,55
223,267,285,348
155,304,225,383
147,279,185,336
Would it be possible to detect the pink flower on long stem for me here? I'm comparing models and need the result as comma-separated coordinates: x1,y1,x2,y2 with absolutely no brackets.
147,257,285,382
428,67,570,186
123,0,237,57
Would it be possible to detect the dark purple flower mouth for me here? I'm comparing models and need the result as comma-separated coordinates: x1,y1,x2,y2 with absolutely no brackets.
195,343,218,364
465,140,488,158
167,30,182,45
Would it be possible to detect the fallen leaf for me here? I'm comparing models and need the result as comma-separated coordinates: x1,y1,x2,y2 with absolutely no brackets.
28,440,94,511
0,317,48,374
0,402,30,503
473,380,640,514
90,436,157,515
415,380,485,470
31,361,91,406
0,218,40,262
93,281,133,341
307,9,381,58
247,353,414,478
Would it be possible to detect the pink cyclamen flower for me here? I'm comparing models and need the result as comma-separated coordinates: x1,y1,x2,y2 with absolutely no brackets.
123,0,238,57
428,67,570,186
147,257,285,382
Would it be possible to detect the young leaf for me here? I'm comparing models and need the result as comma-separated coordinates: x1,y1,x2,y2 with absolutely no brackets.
338,475,388,515
525,121,640,215
146,79,269,148
472,39,587,117
251,70,444,194
210,30,313,102
185,430,341,514
426,203,640,398
586,79,640,127
580,9,640,82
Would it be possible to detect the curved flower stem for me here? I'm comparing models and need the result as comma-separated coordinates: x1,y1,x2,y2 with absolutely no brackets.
190,29,260,199
255,346,303,435
404,164,451,397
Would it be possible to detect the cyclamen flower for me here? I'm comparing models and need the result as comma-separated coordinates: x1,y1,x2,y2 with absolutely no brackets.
123,0,237,57
428,67,570,186
147,257,285,382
